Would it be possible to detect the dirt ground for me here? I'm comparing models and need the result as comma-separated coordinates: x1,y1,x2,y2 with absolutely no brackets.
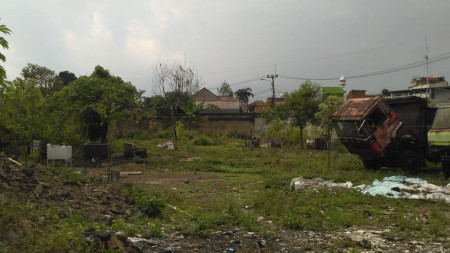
1,153,448,252
75,158,449,253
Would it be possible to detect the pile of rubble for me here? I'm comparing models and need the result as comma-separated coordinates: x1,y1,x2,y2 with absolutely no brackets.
0,152,136,223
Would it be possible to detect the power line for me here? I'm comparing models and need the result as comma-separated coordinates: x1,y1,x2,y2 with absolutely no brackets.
278,50,450,81
203,48,450,98
347,51,450,79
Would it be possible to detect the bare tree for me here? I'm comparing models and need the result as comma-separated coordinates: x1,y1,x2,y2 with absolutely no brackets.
153,59,202,143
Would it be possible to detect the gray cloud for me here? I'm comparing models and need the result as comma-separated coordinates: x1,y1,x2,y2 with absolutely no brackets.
2,0,450,99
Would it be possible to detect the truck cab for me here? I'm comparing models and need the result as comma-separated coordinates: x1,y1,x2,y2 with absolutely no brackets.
335,96,435,171
334,96,401,168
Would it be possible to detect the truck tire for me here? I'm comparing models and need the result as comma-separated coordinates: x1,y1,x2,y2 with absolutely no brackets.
400,150,422,172
362,159,381,170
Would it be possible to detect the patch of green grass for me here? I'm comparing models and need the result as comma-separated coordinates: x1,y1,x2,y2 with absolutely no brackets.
0,195,96,253
111,215,162,237
112,136,449,242
124,186,165,218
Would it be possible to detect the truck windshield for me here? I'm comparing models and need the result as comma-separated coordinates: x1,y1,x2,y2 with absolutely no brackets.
431,107,450,130
334,121,370,139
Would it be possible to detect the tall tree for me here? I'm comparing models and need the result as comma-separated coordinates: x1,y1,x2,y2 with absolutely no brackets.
0,24,11,84
51,65,144,142
0,79,45,150
275,81,320,149
234,87,254,102
19,63,62,97
217,81,233,97
58,70,77,86
153,59,202,143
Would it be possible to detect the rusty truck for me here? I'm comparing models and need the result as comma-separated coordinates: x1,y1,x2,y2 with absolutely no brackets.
334,95,450,177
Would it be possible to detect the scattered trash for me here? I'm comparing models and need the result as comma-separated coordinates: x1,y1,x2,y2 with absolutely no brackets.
290,177,352,191
361,175,450,203
290,175,450,203
161,141,175,150
120,171,142,176
290,177,306,191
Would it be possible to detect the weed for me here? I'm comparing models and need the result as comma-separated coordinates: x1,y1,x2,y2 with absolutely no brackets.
112,215,162,237
53,166,86,184
125,186,166,218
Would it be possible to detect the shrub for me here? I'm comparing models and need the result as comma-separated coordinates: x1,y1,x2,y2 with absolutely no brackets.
125,186,165,218
193,135,213,146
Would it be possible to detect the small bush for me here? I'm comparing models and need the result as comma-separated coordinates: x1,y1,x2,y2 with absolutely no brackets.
136,195,165,217
125,186,165,218
193,135,213,146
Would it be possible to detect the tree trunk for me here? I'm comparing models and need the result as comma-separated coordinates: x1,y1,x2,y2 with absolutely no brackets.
170,106,178,150
299,125,304,150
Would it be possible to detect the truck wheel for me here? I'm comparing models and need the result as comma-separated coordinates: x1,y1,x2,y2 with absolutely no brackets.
363,160,381,170
400,150,422,172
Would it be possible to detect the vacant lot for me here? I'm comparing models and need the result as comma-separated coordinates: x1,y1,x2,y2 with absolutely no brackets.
1,136,449,252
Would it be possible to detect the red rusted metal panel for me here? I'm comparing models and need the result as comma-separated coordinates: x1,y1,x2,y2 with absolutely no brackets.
335,96,383,121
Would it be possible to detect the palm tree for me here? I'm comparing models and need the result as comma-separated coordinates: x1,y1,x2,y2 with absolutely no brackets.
0,24,12,83
234,87,254,102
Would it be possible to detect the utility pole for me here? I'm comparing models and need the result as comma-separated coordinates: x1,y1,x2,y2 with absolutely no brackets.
425,36,430,86
267,74,278,108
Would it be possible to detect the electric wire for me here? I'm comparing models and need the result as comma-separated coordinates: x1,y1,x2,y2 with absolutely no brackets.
278,50,450,81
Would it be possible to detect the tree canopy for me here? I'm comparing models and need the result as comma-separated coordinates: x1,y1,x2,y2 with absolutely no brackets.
234,87,254,102
19,63,62,97
217,81,233,97
53,66,144,141
152,59,202,142
58,70,77,86
0,63,147,150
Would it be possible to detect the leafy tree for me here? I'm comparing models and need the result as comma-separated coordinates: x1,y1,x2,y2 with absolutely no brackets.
234,87,254,102
0,24,11,83
217,81,233,97
51,66,144,142
91,65,112,79
58,70,77,86
274,81,320,149
315,95,343,143
153,59,202,143
144,95,170,115
0,79,45,152
381,88,389,96
19,63,62,97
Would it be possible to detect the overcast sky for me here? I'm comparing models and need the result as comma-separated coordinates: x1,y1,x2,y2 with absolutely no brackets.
2,0,450,101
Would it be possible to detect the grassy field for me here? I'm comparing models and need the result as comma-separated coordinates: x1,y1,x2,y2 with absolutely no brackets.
1,133,449,252
112,134,449,240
